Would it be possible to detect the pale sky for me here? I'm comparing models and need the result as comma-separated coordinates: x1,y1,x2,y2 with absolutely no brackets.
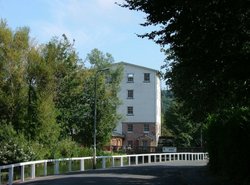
0,0,166,71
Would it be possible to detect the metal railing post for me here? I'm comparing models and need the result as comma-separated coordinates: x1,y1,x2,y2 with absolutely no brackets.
8,165,14,185
31,164,35,179
102,158,106,169
112,157,115,167
54,161,59,175
68,160,72,172
21,165,25,182
128,156,131,166
44,161,47,176
80,159,85,171
120,157,123,167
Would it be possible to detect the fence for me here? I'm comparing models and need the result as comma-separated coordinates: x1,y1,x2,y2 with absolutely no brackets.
0,152,208,185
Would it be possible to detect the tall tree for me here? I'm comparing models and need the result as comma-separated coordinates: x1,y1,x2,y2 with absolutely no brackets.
121,0,250,119
121,0,250,182
25,43,60,149
84,49,123,147
41,35,84,141
0,20,29,131
0,20,61,159
164,99,200,147
86,48,114,69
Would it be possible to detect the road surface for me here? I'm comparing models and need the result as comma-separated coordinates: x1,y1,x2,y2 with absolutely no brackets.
19,160,220,185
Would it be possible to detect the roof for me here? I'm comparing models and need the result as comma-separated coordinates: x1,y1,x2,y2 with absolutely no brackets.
114,62,159,73
112,131,125,138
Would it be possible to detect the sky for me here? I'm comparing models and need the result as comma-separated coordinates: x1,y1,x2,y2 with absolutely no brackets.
0,0,166,71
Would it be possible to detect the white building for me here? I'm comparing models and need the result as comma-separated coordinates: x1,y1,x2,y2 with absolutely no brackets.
112,62,161,151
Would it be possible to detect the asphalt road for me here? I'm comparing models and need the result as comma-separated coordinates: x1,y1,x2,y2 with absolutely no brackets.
19,160,220,185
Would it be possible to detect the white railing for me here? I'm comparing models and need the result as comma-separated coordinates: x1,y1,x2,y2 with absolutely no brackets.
0,152,208,185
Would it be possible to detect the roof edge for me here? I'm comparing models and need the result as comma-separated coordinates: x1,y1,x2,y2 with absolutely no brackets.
113,62,159,73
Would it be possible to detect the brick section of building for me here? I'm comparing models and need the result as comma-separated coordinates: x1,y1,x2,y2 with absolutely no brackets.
122,122,156,148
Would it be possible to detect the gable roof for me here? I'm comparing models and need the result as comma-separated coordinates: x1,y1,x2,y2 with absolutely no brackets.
114,62,159,73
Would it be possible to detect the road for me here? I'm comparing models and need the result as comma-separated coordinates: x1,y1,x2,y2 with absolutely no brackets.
19,160,220,185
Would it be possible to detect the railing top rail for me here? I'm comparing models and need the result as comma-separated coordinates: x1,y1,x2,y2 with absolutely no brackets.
0,156,94,170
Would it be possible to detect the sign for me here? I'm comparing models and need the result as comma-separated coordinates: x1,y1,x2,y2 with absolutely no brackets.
162,147,177,153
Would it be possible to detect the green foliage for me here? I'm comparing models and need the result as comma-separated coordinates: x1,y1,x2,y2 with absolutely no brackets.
78,49,123,147
206,107,250,184
0,20,122,165
161,90,173,136
0,124,35,165
162,90,203,147
164,99,198,147
0,20,29,131
86,48,114,68
0,20,60,149
122,1,249,183
122,0,250,120
161,90,173,114
50,138,85,159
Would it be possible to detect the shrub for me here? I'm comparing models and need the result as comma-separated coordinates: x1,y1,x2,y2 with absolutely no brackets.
47,138,93,159
206,107,250,184
0,124,35,165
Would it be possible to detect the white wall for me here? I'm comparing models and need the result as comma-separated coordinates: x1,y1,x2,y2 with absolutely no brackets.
155,75,161,143
115,63,161,135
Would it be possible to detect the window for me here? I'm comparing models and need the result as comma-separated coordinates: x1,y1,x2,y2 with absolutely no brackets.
127,106,134,115
144,124,149,132
144,73,150,82
127,73,134,83
127,124,133,132
127,90,134,99
128,140,133,149
142,140,148,147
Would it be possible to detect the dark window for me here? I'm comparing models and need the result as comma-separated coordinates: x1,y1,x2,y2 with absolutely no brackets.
142,140,148,147
127,90,134,99
144,73,150,82
128,124,133,132
127,73,134,83
127,106,134,115
127,140,133,148
144,124,149,132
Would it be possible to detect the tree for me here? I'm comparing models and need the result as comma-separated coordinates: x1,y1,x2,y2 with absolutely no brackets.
161,90,173,114
25,42,61,150
41,36,84,142
83,49,123,148
86,48,114,69
206,107,250,181
162,92,194,147
121,0,250,119
162,90,204,147
0,20,29,131
121,0,250,183
0,20,123,162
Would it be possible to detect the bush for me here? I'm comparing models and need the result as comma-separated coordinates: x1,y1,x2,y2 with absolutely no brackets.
50,138,80,158
0,123,105,165
0,124,35,165
206,107,250,184
47,138,94,159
